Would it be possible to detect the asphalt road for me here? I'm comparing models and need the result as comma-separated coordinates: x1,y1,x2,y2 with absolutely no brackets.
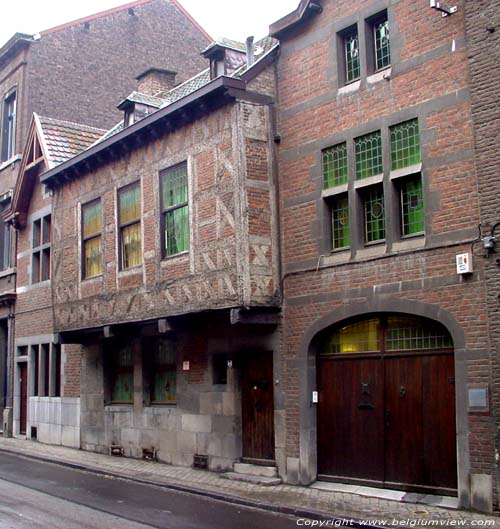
0,452,299,529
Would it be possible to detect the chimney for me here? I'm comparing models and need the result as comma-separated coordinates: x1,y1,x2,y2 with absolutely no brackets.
246,36,254,68
135,68,177,96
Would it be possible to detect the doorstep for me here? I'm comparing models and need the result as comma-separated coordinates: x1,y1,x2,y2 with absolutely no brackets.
310,481,459,510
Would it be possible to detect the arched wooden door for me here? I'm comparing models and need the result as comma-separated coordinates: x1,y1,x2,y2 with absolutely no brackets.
317,315,457,495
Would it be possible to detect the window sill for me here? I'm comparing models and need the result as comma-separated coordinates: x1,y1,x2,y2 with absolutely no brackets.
322,183,348,198
81,273,103,283
338,80,360,96
17,279,51,293
354,173,384,189
0,154,22,172
392,235,425,252
160,251,189,265
355,243,387,260
322,250,351,267
117,266,142,277
367,67,391,85
147,402,177,407
0,267,16,279
390,163,422,180
105,404,133,411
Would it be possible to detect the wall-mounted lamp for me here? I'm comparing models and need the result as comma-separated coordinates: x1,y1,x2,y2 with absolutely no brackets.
430,0,457,17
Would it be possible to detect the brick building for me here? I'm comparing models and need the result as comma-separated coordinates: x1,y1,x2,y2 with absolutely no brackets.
270,0,496,512
39,38,281,470
0,0,211,437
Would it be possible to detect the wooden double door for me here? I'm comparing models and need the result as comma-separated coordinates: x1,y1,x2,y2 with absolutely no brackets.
318,351,457,494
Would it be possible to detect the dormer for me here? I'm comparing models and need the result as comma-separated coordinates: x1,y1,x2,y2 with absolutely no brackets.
202,39,247,80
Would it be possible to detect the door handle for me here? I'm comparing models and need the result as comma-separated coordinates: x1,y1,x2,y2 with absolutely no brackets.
385,410,391,428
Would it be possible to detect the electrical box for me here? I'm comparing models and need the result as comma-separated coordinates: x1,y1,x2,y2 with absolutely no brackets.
456,252,473,274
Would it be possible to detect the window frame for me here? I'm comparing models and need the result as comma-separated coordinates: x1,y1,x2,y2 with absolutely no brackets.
81,199,103,279
367,10,390,74
1,89,17,162
31,213,51,284
110,342,134,404
117,182,142,270
149,338,177,405
160,162,190,259
342,25,361,85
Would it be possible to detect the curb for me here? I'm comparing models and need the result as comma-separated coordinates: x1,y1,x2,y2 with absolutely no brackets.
0,446,388,528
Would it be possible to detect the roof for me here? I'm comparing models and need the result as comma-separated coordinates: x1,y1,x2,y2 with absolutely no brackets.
202,38,247,55
36,115,106,169
0,33,33,68
42,35,279,186
269,0,322,38
117,91,164,110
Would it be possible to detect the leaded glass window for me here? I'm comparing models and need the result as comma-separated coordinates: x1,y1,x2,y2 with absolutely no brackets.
386,317,453,351
323,143,348,188
355,131,383,179
332,195,350,249
151,339,176,404
82,200,102,278
161,163,189,257
390,119,421,170
119,183,141,269
112,343,133,403
374,18,390,70
363,185,385,243
344,29,360,83
401,176,424,235
326,319,381,355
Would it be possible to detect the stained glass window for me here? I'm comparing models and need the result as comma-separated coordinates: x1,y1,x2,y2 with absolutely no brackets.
363,185,385,243
390,119,421,170
374,18,390,70
323,143,348,188
355,131,383,179
151,339,176,404
401,176,424,235
327,319,381,354
344,29,360,83
82,200,102,278
332,195,350,249
119,183,141,269
161,163,189,257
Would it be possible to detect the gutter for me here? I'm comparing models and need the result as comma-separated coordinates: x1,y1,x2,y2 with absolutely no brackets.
269,0,322,38
41,75,246,188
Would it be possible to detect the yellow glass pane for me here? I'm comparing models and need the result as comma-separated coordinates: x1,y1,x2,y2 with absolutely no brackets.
84,236,102,277
119,185,141,225
121,222,142,268
83,202,101,238
326,319,381,354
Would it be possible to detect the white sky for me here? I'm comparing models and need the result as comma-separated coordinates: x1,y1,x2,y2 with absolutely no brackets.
0,0,299,48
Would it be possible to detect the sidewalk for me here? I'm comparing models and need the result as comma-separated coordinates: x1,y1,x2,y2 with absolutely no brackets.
0,436,497,526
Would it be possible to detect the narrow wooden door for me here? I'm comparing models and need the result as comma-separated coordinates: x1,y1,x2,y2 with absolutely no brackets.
20,363,28,435
318,357,384,481
241,353,275,462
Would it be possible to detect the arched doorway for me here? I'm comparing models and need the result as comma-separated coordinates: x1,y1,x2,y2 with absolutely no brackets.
317,314,457,495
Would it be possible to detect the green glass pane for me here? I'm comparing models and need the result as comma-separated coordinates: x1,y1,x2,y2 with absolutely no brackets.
119,185,141,225
390,119,421,170
375,19,390,70
152,370,176,403
364,186,385,242
332,196,350,249
113,372,133,402
401,176,424,235
165,205,189,256
345,31,360,82
162,164,188,208
323,143,348,188
355,131,383,179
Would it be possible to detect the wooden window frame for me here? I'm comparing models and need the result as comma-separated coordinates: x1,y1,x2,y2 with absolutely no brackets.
81,199,103,279
31,214,51,284
118,182,142,270
1,89,16,162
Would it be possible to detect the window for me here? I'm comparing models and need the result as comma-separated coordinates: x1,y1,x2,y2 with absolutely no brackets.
355,131,383,179
323,143,348,188
390,119,421,170
111,343,134,403
161,163,189,257
0,220,10,271
343,27,360,83
118,183,141,269
400,176,424,235
1,90,16,162
31,214,51,283
150,338,176,404
41,344,50,397
363,185,385,243
331,195,350,249
54,344,61,397
372,12,390,71
82,200,103,278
